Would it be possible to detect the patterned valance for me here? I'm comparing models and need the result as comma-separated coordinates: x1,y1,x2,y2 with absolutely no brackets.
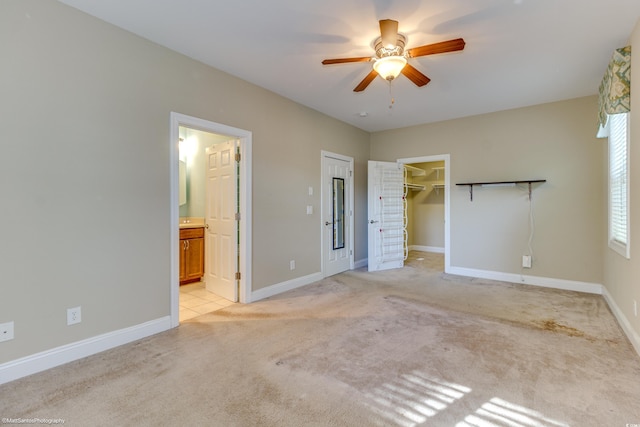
598,46,631,128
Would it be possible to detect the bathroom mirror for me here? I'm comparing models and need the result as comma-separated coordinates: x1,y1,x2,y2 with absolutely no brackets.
179,160,187,206
332,177,345,250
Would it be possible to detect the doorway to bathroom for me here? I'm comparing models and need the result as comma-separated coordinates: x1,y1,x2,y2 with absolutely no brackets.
170,113,252,327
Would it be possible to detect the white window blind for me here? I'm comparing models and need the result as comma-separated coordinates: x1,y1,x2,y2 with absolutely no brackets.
608,112,630,258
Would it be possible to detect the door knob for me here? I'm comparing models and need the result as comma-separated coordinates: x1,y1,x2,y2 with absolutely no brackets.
325,221,333,226
369,220,378,224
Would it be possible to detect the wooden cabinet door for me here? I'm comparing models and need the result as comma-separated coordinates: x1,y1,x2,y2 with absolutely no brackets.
184,237,204,281
179,227,204,284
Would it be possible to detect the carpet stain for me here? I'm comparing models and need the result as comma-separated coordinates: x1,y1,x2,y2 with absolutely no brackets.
534,319,587,339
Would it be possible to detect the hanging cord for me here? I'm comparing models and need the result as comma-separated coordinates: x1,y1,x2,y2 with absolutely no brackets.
527,191,535,258
388,80,396,109
518,184,535,261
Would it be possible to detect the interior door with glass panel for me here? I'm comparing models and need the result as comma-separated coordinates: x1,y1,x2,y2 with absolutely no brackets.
367,160,405,272
204,139,239,302
323,154,352,277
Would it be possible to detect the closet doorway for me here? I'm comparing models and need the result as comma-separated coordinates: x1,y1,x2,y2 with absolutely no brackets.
367,155,450,273
398,154,451,272
403,160,447,271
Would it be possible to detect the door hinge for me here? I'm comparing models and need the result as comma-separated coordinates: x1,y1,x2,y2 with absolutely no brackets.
235,272,241,280
349,170,353,177
235,212,241,221
235,152,241,162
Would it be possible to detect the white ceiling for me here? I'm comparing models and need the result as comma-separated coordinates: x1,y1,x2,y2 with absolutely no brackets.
58,0,640,132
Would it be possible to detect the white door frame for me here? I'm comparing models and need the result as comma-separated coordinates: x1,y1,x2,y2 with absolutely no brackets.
321,150,355,277
397,154,451,274
170,112,252,328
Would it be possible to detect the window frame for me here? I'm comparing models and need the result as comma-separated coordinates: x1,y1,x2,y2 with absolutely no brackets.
607,112,631,259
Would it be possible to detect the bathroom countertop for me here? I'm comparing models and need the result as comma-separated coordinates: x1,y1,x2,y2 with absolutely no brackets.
179,217,205,229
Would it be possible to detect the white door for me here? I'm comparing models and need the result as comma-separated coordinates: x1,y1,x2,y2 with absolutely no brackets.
323,154,352,277
205,140,238,302
368,161,405,272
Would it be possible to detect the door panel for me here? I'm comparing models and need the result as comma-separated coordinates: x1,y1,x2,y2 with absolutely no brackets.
323,155,352,277
205,140,238,302
368,161,404,272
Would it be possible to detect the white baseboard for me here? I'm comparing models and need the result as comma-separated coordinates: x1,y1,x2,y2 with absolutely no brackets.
0,316,172,385
601,287,640,357
410,245,445,254
447,266,603,294
250,272,323,302
354,258,368,269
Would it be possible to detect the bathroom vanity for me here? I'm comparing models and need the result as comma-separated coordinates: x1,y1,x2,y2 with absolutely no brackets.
179,224,204,285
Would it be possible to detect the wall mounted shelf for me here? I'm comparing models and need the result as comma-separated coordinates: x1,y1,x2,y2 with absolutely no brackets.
456,180,546,201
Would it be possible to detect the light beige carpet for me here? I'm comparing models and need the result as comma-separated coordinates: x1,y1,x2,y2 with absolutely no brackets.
2,252,640,426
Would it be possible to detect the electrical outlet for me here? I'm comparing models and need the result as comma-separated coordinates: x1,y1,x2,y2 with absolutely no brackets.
290,260,296,270
522,255,532,268
0,321,14,343
67,306,82,325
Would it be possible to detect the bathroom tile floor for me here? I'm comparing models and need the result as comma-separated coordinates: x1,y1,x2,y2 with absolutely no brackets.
179,281,236,322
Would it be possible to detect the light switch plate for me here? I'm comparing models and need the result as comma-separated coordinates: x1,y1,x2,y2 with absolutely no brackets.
306,205,313,215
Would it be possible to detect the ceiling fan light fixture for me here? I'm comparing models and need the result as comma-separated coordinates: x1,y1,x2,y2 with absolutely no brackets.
373,55,407,81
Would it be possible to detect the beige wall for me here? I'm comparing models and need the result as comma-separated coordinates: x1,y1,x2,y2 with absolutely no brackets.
371,96,605,284
603,20,640,344
0,0,369,363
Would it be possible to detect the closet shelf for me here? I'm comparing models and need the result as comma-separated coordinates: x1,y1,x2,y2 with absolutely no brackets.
404,165,426,176
432,183,445,195
405,183,426,191
456,179,546,201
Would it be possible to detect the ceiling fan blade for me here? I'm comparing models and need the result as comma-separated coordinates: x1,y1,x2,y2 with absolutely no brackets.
322,57,372,65
354,69,378,92
401,64,431,87
406,38,466,58
379,19,399,49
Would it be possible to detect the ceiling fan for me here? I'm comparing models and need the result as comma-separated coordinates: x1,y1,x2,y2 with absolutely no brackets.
322,19,465,92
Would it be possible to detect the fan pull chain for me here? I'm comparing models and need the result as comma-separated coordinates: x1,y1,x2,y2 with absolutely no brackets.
388,81,396,109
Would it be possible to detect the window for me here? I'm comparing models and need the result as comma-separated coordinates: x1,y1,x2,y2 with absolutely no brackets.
607,112,630,258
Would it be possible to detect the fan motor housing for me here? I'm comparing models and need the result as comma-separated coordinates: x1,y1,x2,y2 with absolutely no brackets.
374,34,406,58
